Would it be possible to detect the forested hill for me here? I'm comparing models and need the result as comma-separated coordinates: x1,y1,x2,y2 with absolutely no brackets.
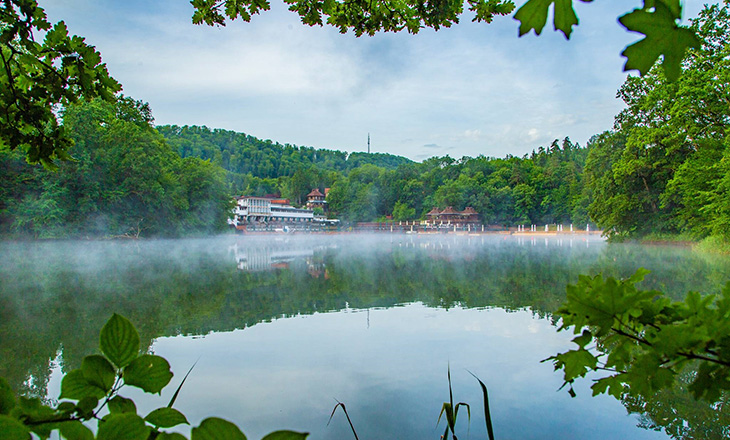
157,125,592,226
157,125,412,178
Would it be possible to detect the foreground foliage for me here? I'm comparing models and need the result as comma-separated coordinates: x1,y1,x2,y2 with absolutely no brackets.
548,269,730,403
0,314,307,440
192,0,697,81
0,0,120,167
585,2,730,242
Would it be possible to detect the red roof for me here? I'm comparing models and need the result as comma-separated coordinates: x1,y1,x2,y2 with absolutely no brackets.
440,206,459,215
426,207,441,216
307,189,324,197
270,199,290,205
461,207,478,215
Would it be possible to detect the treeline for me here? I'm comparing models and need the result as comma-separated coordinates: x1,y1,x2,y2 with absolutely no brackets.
0,98,232,238
325,140,589,224
584,3,730,243
158,125,591,226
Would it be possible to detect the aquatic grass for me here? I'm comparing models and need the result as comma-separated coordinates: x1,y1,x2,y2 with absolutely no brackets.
167,359,198,408
468,370,495,440
437,366,470,440
328,400,360,440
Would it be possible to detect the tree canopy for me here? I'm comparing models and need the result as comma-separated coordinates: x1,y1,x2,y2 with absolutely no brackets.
0,0,120,167
0,97,232,238
585,2,730,242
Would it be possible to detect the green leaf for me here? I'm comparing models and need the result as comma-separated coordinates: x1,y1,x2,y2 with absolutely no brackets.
57,402,76,414
0,377,16,415
29,420,54,438
591,375,625,399
645,0,681,19
619,2,700,81
157,433,188,440
59,420,94,440
514,0,584,39
572,330,593,348
97,414,150,440
626,267,650,284
16,396,43,412
76,396,99,417
192,417,247,440
123,355,173,394
555,349,598,381
0,414,31,440
81,355,116,393
59,370,106,400
261,431,310,440
145,407,189,428
108,396,137,414
100,314,140,369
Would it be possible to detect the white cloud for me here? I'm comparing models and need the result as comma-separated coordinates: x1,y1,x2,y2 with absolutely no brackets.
462,129,482,141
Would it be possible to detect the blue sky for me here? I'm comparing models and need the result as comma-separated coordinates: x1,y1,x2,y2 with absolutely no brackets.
41,0,714,161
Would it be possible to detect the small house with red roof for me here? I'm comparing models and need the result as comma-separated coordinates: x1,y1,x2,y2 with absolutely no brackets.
306,188,327,211
424,206,481,225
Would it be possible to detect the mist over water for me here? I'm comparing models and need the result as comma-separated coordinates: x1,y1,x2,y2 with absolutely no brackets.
2,234,729,439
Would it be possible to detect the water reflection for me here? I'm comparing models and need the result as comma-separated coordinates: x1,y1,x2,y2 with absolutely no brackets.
1,234,729,439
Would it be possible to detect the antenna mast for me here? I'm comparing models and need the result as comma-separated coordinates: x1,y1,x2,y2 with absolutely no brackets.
367,133,370,154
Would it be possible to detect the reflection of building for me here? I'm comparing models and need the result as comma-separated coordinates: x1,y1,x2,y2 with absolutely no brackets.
306,256,328,279
231,242,331,277
425,207,480,225
233,244,315,272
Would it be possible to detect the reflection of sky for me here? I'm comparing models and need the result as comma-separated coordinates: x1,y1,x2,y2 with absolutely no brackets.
230,234,604,273
90,305,666,440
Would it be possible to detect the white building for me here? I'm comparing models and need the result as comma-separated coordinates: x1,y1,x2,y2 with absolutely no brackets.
228,196,314,227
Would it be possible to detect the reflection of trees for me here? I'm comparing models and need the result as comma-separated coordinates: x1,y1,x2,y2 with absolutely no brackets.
588,243,730,300
2,236,729,416
622,369,730,440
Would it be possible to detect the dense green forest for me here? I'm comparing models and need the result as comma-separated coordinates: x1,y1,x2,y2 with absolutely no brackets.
1,3,728,244
159,125,590,225
156,125,413,206
0,98,232,238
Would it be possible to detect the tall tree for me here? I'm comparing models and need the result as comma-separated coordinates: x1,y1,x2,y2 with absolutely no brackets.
586,2,730,240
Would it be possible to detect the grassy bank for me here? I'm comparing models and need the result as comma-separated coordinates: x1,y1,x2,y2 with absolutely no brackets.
637,233,730,255
695,236,730,255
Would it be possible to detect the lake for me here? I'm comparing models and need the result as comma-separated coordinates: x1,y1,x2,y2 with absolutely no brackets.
2,234,729,439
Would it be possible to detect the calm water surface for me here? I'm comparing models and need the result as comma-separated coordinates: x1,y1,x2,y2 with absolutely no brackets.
2,234,729,439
